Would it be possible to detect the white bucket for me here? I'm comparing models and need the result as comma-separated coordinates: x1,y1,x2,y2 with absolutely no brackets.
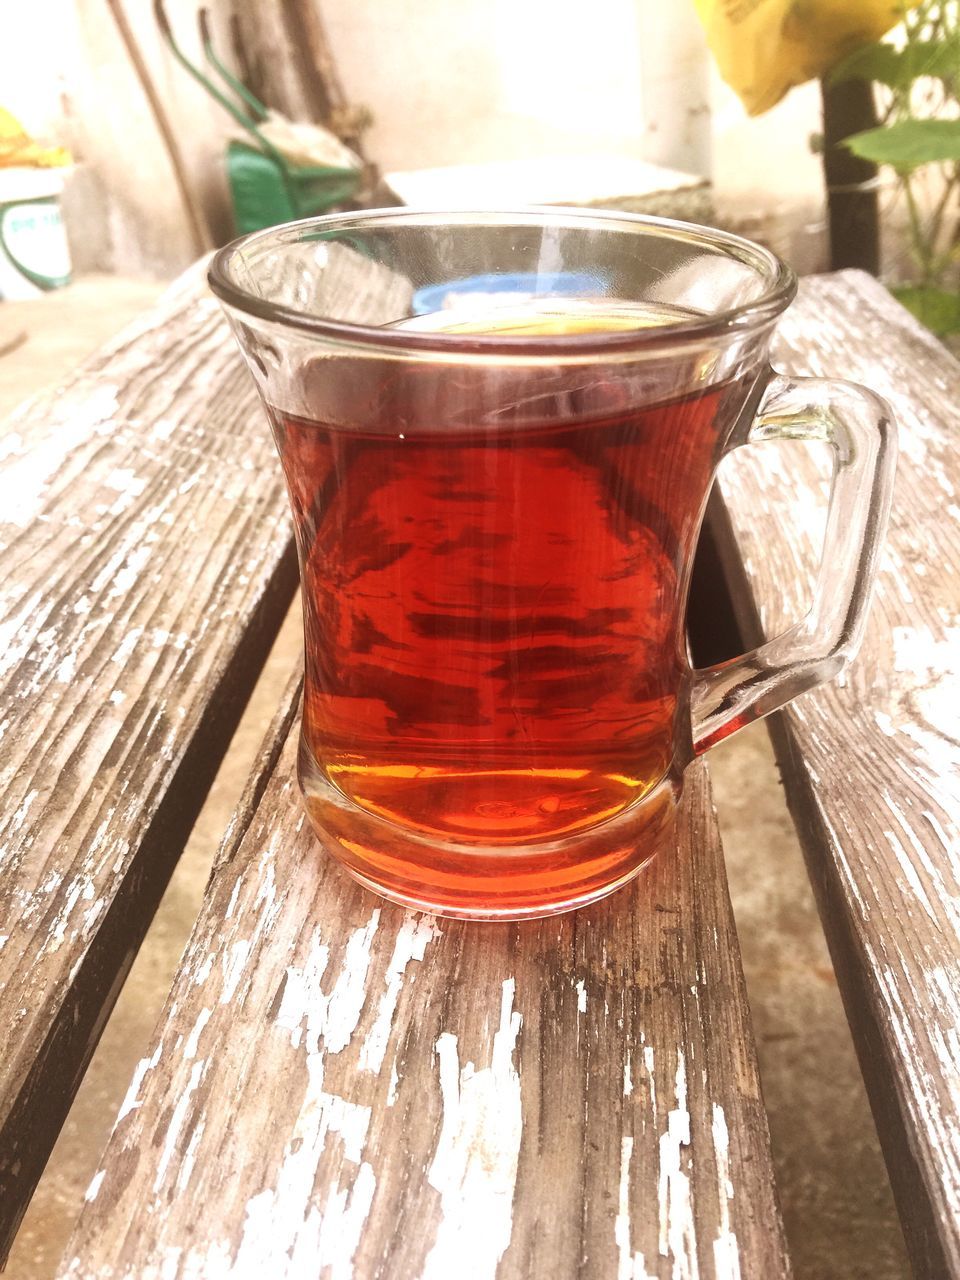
0,168,72,300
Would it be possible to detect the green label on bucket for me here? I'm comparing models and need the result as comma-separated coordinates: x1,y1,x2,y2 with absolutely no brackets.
0,197,72,294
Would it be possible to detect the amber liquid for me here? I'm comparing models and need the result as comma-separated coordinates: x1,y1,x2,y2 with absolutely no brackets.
270,300,747,912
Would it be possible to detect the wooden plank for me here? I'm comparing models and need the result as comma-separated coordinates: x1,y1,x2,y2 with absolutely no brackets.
0,263,298,1261
712,270,960,1278
58,677,789,1280
0,244,416,1261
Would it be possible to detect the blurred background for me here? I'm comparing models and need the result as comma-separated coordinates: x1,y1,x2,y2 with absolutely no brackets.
2,0,831,282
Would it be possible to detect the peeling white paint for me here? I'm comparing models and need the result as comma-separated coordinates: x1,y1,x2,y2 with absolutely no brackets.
360,914,438,1074
421,979,523,1280
154,1059,205,1192
220,940,252,1004
175,1119,205,1195
252,851,282,934
0,385,118,528
82,897,105,933
105,467,147,497
643,1044,656,1119
658,1053,695,1275
152,416,177,442
111,626,144,666
224,876,242,920
47,876,93,953
10,788,38,833
886,815,940,925
874,710,896,737
890,624,960,755
116,1042,163,1127
295,1158,377,1280
876,957,960,1212
227,1023,375,1276
276,913,380,1057
193,953,214,986
320,1083,372,1166
184,1008,211,1060
0,589,45,681
55,652,76,684
712,1104,741,1279
883,794,960,941
892,623,960,675
325,912,380,1054
576,979,587,1014
276,933,327,1052
615,1136,657,1280
84,1169,106,1203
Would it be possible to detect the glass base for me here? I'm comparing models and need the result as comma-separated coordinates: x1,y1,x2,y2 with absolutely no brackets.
298,739,681,920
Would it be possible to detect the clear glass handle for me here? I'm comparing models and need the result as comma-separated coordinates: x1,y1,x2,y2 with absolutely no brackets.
692,371,897,754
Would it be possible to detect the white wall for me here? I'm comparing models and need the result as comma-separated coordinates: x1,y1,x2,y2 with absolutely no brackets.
324,0,710,175
711,73,827,271
712,76,824,202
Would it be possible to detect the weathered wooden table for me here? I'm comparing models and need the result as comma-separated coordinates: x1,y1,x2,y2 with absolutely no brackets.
1,267,957,1278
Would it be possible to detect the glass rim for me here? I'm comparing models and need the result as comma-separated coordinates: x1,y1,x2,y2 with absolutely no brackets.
208,206,798,355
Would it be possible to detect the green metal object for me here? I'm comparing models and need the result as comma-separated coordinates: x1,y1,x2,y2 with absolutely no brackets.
155,0,361,235
227,141,360,234
199,7,268,123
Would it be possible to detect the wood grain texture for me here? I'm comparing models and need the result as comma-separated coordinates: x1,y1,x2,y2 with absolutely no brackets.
58,677,789,1280
232,2,330,128
0,263,297,1261
713,271,960,1278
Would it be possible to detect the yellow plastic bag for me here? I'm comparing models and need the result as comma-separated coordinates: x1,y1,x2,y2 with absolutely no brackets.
694,0,917,115
0,107,71,169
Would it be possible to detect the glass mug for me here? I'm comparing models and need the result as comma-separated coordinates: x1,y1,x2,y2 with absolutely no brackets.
209,209,895,920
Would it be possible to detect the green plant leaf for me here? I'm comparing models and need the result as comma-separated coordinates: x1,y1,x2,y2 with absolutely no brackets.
908,39,960,84
831,39,960,89
891,284,960,335
844,119,960,172
830,42,903,88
